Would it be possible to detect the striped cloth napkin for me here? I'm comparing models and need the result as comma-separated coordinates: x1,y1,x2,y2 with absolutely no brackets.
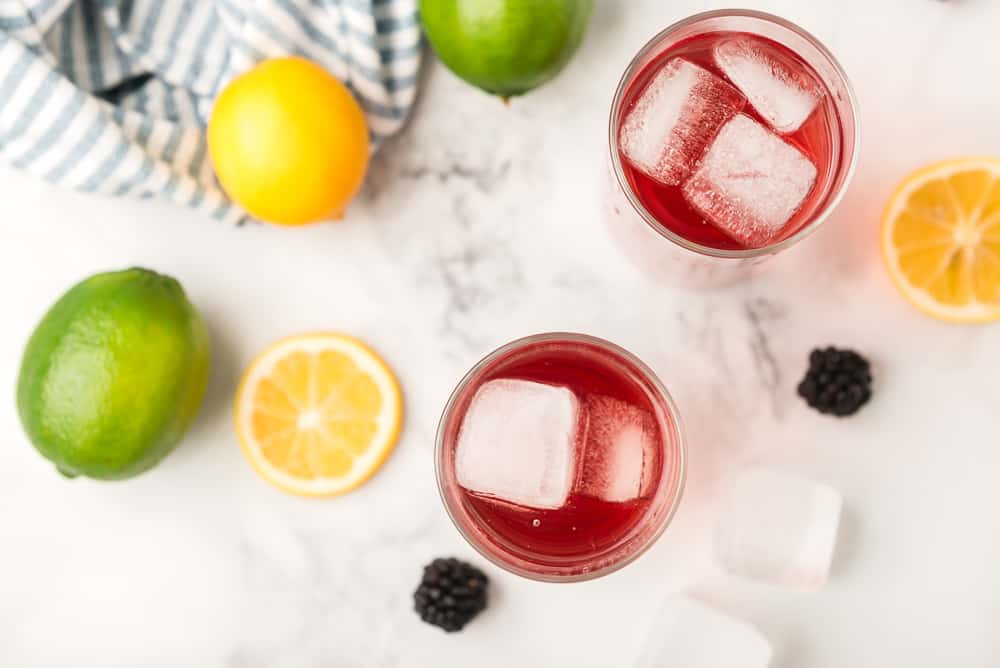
0,0,421,223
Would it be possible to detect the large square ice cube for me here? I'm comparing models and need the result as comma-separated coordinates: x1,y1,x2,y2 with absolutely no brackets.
577,395,658,503
636,595,772,668
683,114,817,248
619,58,744,186
716,467,843,590
455,379,580,509
715,37,823,134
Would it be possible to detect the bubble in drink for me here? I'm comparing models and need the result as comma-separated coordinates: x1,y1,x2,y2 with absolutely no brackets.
577,394,658,502
618,58,744,186
715,36,823,134
683,114,817,248
636,595,772,668
455,379,580,510
715,467,842,590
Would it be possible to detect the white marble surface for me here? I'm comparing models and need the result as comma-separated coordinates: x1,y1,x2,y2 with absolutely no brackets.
3,0,1000,665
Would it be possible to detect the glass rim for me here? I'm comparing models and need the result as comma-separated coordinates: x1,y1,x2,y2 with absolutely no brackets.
433,331,688,583
607,8,861,260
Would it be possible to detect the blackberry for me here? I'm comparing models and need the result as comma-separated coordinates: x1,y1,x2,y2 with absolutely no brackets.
413,558,489,632
797,347,872,416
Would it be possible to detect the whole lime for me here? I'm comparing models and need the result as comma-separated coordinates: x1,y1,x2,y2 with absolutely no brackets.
16,268,211,480
419,0,593,98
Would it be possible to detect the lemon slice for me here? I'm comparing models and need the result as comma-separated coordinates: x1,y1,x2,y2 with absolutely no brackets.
234,333,403,496
882,157,1000,323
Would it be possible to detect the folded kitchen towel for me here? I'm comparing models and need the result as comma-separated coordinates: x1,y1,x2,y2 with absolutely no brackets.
0,0,421,223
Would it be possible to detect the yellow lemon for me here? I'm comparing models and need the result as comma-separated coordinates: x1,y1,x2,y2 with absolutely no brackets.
881,157,1000,323
208,57,370,226
234,333,403,497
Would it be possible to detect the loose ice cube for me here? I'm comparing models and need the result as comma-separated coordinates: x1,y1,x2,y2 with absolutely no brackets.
577,395,658,502
636,595,772,668
715,37,823,134
683,114,817,248
619,58,744,185
716,467,843,590
456,379,580,509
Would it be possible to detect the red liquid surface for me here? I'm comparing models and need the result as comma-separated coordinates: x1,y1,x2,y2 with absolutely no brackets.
617,31,843,250
464,492,650,559
445,340,671,567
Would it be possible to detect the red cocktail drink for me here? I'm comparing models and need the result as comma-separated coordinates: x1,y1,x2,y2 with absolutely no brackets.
608,10,859,285
436,334,684,582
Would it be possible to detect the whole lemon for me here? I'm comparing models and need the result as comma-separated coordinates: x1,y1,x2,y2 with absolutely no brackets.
208,57,370,226
17,268,211,480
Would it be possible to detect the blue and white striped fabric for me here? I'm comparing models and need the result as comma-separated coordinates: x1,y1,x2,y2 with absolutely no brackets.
0,0,421,223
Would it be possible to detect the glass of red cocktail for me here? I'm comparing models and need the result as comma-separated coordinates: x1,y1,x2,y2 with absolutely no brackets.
608,9,859,286
436,333,685,582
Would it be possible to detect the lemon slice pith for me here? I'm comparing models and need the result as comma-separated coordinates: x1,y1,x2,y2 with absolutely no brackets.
882,157,1000,323
235,333,403,497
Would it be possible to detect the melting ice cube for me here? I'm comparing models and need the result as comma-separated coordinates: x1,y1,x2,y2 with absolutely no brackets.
576,395,658,503
455,379,580,509
716,467,843,590
683,114,817,248
636,595,772,668
715,36,823,134
619,58,744,186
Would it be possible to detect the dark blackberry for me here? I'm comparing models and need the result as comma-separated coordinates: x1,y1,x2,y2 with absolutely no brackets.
797,347,872,416
413,558,489,632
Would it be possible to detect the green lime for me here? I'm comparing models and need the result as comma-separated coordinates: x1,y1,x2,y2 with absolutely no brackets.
17,268,211,480
419,0,593,98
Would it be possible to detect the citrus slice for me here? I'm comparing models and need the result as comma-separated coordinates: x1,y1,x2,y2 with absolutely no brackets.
882,157,1000,323
235,333,403,496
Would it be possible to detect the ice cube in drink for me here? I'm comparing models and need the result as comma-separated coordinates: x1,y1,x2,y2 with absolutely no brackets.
618,58,744,186
577,394,659,502
455,378,580,510
683,113,817,247
715,36,823,134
